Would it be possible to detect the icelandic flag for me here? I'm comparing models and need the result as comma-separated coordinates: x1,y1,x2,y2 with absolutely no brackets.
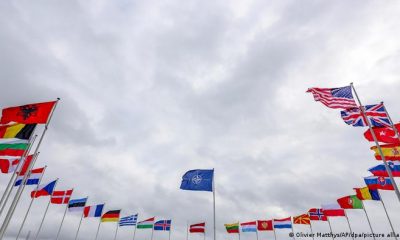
240,221,257,232
68,198,87,212
154,220,171,231
369,161,400,177
364,176,394,190
273,217,292,229
14,167,45,186
180,169,213,192
84,204,104,218
30,180,57,198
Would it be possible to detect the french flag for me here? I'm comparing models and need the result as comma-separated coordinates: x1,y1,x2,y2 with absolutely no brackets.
84,204,104,218
364,176,394,191
31,179,57,198
369,162,400,177
14,167,45,186
273,217,292,229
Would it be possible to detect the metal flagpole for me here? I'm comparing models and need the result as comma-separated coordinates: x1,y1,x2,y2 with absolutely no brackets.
132,224,138,240
55,188,74,240
204,223,206,240
255,228,259,240
74,208,86,240
360,201,376,240
168,221,172,240
326,218,334,240
186,221,189,240
343,211,355,240
350,84,400,201
34,183,58,240
212,169,216,240
238,230,241,240
376,191,398,240
113,222,119,240
94,218,102,240
15,165,47,240
0,133,37,215
381,102,400,142
25,230,31,240
309,222,315,240
290,217,295,240
272,222,277,240
150,224,155,240
0,98,61,238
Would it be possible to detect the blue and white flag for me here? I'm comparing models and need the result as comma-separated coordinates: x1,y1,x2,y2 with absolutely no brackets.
180,169,213,192
119,214,138,227
14,167,45,186
68,198,87,212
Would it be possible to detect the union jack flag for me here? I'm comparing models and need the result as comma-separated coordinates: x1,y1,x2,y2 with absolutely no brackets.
307,86,357,109
154,220,171,231
340,103,391,127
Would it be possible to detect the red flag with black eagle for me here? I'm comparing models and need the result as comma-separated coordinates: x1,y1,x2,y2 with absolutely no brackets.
1,101,56,124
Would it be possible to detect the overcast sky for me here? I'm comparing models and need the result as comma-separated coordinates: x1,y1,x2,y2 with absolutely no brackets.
1,0,400,240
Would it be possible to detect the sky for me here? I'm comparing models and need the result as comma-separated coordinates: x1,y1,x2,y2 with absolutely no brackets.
1,0,400,239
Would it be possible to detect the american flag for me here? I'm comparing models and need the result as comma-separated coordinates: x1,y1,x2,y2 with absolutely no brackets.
307,86,357,109
341,103,391,127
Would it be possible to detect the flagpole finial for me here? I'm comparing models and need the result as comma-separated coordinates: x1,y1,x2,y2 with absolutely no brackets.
57,98,61,100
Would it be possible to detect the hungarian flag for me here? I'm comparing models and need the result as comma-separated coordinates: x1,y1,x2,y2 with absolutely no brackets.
368,162,400,177
1,101,56,124
364,176,394,190
321,203,345,217
337,195,363,209
308,208,327,221
353,187,380,201
51,189,73,204
0,142,29,157
101,210,121,222
364,124,400,144
189,222,205,233
257,220,273,231
370,144,400,160
224,223,239,233
0,123,36,143
0,157,19,173
137,217,155,229
292,214,310,225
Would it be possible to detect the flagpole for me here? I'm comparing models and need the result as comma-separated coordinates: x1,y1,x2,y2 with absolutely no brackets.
381,102,400,142
25,230,31,240
212,168,216,240
186,221,189,240
55,188,74,240
34,194,55,240
113,222,119,240
168,221,172,240
309,222,315,240
350,83,400,201
360,201,376,240
150,224,155,240
290,217,295,240
343,211,355,240
376,191,398,240
0,98,61,238
326,218,334,240
94,218,102,240
132,224,138,240
204,223,206,240
255,228,259,240
272,222,276,240
74,200,88,240
0,133,37,216
15,165,47,240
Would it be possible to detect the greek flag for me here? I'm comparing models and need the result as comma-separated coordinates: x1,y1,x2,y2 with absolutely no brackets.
119,214,138,227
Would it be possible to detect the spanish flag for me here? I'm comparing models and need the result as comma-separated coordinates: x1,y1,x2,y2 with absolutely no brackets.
371,144,400,160
353,187,380,201
0,123,36,142
101,210,121,222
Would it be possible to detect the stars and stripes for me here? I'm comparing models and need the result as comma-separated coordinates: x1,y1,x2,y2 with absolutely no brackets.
119,214,138,227
307,86,357,109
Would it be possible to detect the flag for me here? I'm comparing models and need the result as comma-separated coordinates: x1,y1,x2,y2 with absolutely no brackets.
0,101,56,124
137,217,155,229
189,222,205,233
369,162,400,177
340,103,391,127
273,217,292,229
83,204,104,218
353,187,380,201
0,142,29,157
51,189,73,204
364,176,394,190
224,223,239,233
292,214,310,225
0,123,36,143
119,214,138,227
308,208,327,221
154,220,172,231
17,155,33,175
101,210,121,222
257,220,273,231
31,180,57,198
321,203,345,217
0,156,20,173
14,167,44,186
180,169,213,192
337,195,363,209
240,221,257,232
68,198,87,212
364,124,400,144
306,86,357,109
370,144,400,160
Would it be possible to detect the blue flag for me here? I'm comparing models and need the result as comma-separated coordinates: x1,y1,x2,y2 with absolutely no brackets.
180,169,213,192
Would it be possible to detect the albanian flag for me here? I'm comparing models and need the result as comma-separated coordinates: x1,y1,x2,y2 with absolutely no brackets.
1,101,56,124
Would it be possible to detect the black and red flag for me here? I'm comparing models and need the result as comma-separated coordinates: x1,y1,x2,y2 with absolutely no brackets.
1,101,56,124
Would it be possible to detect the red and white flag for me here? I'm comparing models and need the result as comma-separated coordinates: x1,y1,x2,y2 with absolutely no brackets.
0,157,19,173
51,189,73,204
321,203,345,217
189,222,205,233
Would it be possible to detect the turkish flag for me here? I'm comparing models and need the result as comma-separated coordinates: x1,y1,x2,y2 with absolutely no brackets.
1,101,56,124
364,124,400,144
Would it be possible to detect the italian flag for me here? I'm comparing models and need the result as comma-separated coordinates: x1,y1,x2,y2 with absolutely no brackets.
137,217,155,229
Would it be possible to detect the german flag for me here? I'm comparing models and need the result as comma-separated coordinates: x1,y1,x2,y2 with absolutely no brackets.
0,123,36,141
101,210,121,222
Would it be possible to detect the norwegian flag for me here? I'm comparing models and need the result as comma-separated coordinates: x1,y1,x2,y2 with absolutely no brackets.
51,189,73,204
308,208,327,221
340,103,391,127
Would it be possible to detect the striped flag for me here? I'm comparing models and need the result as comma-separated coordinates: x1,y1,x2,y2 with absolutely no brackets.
84,204,104,218
14,167,45,186
119,214,138,227
307,86,357,109
68,198,87,212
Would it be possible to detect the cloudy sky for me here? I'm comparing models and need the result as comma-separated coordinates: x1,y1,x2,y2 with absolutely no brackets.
1,0,400,239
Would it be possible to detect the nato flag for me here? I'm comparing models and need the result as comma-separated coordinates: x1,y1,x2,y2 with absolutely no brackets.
180,169,214,192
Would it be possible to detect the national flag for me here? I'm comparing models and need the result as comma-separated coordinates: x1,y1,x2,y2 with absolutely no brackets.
17,155,33,175
31,180,57,198
340,103,391,127
321,203,345,217
0,101,56,124
68,198,87,212
369,162,400,177
119,214,138,227
14,167,44,186
83,204,104,218
101,210,121,222
370,144,400,160
0,142,29,157
337,195,363,209
189,222,205,233
224,223,239,233
51,189,73,204
180,169,213,192
308,208,327,221
0,156,20,173
364,176,394,190
273,217,292,229
0,123,36,143
292,214,310,225
154,220,171,231
240,221,257,232
137,217,155,229
257,220,273,231
353,187,380,201
306,86,357,109
364,124,400,144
